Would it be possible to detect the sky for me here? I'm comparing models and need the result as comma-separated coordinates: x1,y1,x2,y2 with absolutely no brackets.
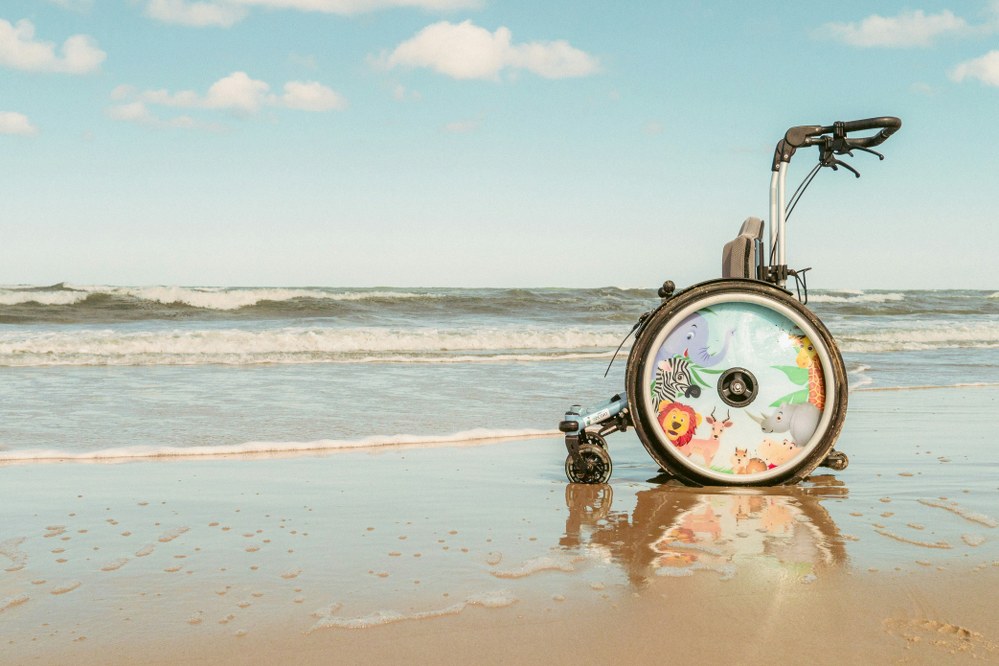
1,1,997,290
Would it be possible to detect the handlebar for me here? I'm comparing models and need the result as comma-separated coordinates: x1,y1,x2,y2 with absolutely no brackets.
773,116,901,171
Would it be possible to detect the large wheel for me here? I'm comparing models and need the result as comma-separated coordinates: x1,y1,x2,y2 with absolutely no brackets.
625,279,847,486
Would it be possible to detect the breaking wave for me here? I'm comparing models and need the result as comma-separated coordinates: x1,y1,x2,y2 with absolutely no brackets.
0,325,623,367
838,322,999,353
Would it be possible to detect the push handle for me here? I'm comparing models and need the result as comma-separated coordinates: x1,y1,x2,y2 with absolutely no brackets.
773,116,901,170
837,116,902,149
785,116,901,148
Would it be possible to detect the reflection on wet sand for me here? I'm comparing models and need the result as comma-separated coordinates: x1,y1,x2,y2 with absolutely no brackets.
561,478,849,587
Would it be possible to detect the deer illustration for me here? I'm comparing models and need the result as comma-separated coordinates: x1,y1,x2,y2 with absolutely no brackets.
682,408,733,467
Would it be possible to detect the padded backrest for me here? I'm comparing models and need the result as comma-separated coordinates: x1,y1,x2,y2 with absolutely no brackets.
721,217,765,279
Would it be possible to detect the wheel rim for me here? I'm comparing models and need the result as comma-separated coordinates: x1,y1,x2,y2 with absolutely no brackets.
565,444,612,484
638,291,838,484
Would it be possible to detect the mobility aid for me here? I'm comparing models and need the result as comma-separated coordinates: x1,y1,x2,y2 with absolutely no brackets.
560,116,902,486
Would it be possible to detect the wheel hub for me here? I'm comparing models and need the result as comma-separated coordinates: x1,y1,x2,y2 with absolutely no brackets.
717,367,759,407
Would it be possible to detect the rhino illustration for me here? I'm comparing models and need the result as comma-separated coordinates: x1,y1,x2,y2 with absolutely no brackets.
749,403,820,445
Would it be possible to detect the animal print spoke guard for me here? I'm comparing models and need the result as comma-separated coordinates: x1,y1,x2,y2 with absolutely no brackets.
645,301,828,479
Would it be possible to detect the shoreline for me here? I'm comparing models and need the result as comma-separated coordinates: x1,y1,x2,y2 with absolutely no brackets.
2,386,997,664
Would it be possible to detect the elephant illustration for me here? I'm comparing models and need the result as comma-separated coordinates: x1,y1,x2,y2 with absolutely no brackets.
661,312,733,368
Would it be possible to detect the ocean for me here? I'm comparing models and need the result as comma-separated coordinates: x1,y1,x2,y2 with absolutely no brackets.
1,284,997,463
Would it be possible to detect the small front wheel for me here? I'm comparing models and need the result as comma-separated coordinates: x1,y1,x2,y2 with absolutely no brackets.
822,450,849,471
565,444,613,484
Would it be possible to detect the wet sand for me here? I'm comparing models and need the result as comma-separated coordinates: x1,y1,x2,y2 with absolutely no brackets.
2,386,998,664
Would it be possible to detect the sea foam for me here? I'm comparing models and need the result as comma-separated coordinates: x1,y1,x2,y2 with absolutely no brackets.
309,590,517,631
0,428,557,464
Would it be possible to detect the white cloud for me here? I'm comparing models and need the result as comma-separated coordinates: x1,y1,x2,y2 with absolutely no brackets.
105,101,216,130
204,71,271,111
143,0,480,26
506,39,601,79
0,18,105,73
109,72,347,124
145,0,248,27
816,9,970,48
281,81,348,111
951,50,999,86
45,0,94,11
234,0,481,14
0,111,38,136
379,20,600,80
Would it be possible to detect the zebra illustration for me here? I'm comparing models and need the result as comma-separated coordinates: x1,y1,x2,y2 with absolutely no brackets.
651,355,701,408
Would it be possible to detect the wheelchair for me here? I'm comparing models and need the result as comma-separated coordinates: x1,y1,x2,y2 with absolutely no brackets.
560,117,902,486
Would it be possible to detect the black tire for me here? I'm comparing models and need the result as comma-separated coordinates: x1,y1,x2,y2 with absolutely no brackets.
565,444,613,484
625,279,847,486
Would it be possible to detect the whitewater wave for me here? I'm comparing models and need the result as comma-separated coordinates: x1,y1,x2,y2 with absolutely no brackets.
809,291,905,304
0,284,433,310
0,428,557,464
838,322,999,353
0,325,624,367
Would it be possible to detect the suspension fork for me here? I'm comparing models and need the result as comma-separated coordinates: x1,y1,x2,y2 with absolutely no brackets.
559,393,632,463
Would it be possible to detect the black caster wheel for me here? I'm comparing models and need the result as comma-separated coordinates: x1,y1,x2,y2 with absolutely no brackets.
821,450,849,471
565,444,613,484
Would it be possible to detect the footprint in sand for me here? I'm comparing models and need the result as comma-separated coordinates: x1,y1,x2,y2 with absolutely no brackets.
1,595,30,613
101,558,129,572
50,581,82,595
883,617,998,655
158,527,190,543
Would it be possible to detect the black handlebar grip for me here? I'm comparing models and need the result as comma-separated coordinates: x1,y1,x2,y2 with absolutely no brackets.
839,116,901,133
783,116,902,151
847,117,902,148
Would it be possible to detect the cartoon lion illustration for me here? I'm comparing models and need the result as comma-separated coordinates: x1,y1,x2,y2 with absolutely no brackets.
656,401,701,448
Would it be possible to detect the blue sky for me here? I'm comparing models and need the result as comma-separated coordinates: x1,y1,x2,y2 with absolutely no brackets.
1,1,997,289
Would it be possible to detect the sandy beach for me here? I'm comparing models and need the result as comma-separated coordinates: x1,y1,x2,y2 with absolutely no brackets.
3,385,998,665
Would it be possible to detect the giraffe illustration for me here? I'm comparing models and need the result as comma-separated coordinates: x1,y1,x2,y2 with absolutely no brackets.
791,334,825,410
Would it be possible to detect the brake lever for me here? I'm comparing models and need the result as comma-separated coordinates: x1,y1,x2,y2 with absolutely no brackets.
822,155,861,178
852,145,885,161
